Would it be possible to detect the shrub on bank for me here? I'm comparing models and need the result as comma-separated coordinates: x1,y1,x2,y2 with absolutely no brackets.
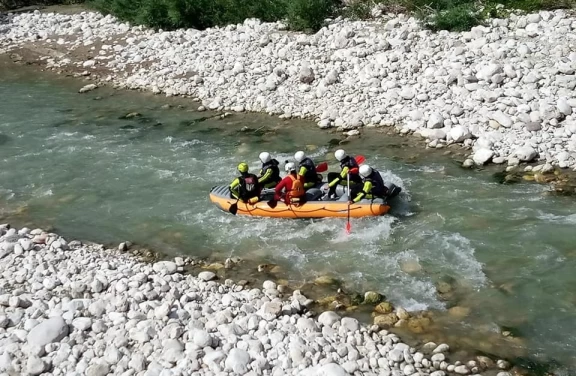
91,0,335,32
2,0,575,33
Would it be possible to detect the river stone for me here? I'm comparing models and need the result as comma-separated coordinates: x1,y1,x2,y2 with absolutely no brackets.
427,112,444,129
557,97,572,116
514,146,538,162
225,348,251,374
301,362,349,376
259,302,282,320
340,317,359,332
472,148,494,165
374,313,399,327
374,302,394,314
27,316,69,346
454,365,470,374
363,291,384,304
318,311,340,326
72,317,93,331
403,364,416,375
79,84,98,93
85,362,110,376
193,330,212,347
152,261,177,275
198,271,216,281
388,348,404,362
433,343,450,353
26,355,47,375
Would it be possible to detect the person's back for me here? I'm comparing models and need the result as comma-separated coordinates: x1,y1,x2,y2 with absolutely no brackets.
274,162,306,205
230,162,261,204
294,151,319,189
258,152,281,188
327,149,362,197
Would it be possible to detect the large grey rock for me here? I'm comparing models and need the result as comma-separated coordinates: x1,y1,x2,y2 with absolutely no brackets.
27,316,69,346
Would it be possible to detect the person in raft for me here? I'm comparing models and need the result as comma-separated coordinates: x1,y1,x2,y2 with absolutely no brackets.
229,162,261,204
351,164,388,203
326,149,363,197
273,162,306,205
294,150,321,189
257,152,281,189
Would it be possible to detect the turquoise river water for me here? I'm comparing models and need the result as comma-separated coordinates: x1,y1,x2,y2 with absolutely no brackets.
1,62,576,374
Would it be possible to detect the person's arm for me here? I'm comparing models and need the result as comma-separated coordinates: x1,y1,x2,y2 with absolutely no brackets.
297,166,308,180
229,178,240,199
258,168,273,183
329,166,350,187
274,178,287,201
353,181,372,203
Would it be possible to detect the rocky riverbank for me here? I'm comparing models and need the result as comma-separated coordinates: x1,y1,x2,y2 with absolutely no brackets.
2,7,576,172
0,223,519,376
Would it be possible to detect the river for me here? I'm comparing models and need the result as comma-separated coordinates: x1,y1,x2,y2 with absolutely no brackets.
1,61,576,374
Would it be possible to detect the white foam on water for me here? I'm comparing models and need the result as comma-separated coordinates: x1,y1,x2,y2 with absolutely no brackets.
537,211,576,224
427,232,487,287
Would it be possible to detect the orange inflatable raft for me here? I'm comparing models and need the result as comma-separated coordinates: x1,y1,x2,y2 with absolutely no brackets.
209,185,395,219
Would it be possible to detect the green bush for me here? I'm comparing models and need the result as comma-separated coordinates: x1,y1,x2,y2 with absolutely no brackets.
426,3,482,31
286,0,337,31
341,0,373,20
92,0,335,32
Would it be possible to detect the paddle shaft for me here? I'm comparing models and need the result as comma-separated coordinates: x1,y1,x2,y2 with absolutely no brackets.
346,172,351,234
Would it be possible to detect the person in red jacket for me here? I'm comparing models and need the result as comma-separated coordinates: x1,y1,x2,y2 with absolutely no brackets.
273,162,306,205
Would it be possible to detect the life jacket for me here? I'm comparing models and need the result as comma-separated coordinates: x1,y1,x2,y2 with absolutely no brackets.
239,173,260,200
287,175,305,202
341,156,363,184
298,157,318,184
363,170,386,197
260,159,281,184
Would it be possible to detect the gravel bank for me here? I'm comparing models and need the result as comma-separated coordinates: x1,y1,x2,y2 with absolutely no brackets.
0,224,516,376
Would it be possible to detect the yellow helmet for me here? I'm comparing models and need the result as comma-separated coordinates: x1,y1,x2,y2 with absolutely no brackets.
237,162,249,173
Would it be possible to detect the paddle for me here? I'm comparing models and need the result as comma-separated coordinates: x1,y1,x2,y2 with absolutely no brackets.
229,197,241,215
354,155,366,165
267,199,277,209
346,172,352,234
316,162,328,173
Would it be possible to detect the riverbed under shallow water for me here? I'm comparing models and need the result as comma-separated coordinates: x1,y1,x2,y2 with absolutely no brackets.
2,61,576,374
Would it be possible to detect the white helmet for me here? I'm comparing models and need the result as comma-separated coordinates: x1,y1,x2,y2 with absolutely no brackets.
259,152,271,163
334,149,346,161
294,151,306,163
285,162,296,172
359,164,372,178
